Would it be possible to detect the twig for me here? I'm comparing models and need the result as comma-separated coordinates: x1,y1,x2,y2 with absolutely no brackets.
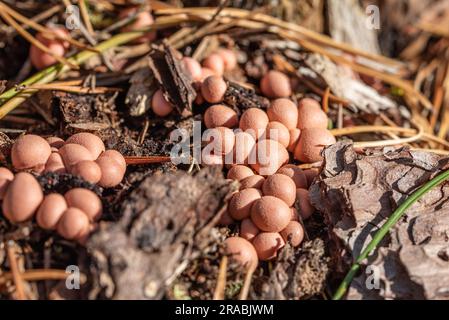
0,9,78,70
0,2,97,52
0,268,87,285
79,0,95,36
213,256,227,300
138,118,150,145
29,99,55,126
298,76,349,106
24,84,121,94
238,266,254,300
417,22,449,38
156,7,405,70
0,15,181,118
322,87,330,113
353,129,423,148
337,104,343,129
2,115,42,125
124,155,172,164
331,125,416,136
279,30,433,111
209,0,230,23
330,123,424,148
333,167,449,299
5,241,26,300
61,0,97,45
272,54,349,106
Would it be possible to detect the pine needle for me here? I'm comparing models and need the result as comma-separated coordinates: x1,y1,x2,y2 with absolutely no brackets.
0,9,78,69
5,241,26,300
124,156,172,164
24,83,121,94
0,2,97,52
79,0,95,36
213,256,227,300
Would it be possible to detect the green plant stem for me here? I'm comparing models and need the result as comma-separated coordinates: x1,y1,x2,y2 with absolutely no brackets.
332,167,449,300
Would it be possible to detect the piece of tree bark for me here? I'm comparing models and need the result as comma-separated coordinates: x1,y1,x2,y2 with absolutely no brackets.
87,167,236,299
148,43,197,114
310,141,449,299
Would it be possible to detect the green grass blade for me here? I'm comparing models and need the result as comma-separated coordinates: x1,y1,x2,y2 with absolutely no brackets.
333,167,449,300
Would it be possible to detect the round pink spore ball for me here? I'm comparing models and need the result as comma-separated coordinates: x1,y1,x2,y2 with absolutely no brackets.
260,70,292,98
152,89,174,117
29,27,70,70
216,48,237,71
202,53,225,75
182,57,202,81
120,6,156,43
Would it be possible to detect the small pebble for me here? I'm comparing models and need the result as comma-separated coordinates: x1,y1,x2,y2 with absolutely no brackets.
297,98,328,130
265,121,290,148
277,164,308,189
71,160,102,184
11,134,51,171
57,207,90,240
64,188,102,221
2,172,43,223
36,193,68,230
65,132,105,159
216,48,237,71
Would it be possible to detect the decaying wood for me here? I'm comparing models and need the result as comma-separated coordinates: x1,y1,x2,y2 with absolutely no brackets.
310,141,449,299
223,81,270,113
87,167,236,299
327,0,381,55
